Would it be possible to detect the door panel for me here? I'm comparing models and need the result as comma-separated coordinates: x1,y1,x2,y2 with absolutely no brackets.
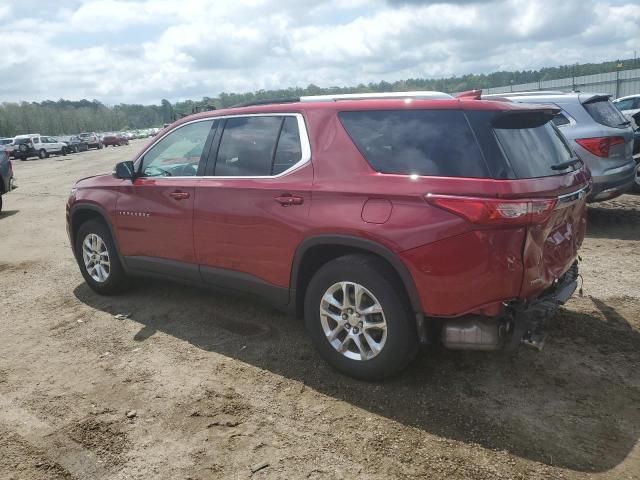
116,177,197,264
115,119,217,270
193,166,312,288
194,114,313,290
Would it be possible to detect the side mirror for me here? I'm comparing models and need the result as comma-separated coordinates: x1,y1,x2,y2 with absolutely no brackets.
114,160,136,180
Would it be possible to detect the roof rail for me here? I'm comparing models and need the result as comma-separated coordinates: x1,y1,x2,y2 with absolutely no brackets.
484,90,567,97
231,97,301,108
300,91,453,102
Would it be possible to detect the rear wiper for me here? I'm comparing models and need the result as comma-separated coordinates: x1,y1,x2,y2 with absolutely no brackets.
551,157,582,171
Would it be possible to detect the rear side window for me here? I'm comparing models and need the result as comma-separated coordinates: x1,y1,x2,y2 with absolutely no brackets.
339,110,488,177
583,98,628,128
494,120,575,178
215,117,282,176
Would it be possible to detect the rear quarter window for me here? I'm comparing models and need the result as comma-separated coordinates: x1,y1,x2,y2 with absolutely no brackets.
493,119,575,178
338,110,488,177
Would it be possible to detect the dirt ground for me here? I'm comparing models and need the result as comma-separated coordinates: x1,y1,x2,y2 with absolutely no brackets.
0,141,639,480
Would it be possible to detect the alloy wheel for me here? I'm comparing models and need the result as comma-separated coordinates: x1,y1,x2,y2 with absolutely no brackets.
82,233,111,283
319,281,388,361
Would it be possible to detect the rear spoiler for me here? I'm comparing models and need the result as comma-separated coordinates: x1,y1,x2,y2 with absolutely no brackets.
455,89,482,100
580,93,611,105
492,106,560,128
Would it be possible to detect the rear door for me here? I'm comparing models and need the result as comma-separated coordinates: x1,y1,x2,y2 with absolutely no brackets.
115,119,217,279
488,111,590,298
193,114,312,298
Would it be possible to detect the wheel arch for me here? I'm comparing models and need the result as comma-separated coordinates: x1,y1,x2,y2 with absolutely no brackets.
69,204,126,269
290,235,423,318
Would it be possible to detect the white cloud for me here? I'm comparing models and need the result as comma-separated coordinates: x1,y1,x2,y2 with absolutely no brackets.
0,0,638,104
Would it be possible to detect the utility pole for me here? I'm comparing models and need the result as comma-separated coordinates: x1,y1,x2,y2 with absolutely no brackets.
615,60,622,98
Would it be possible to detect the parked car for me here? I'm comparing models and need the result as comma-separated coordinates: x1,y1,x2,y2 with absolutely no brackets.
484,91,635,202
79,132,103,150
60,136,90,153
0,148,16,212
13,134,68,160
103,134,129,147
67,91,589,380
0,138,14,158
613,94,640,130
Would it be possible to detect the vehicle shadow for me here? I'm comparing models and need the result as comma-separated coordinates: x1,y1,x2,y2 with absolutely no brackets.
587,196,640,240
0,209,19,218
73,281,640,473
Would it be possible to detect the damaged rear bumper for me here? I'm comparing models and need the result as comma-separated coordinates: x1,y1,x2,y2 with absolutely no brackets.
440,262,579,351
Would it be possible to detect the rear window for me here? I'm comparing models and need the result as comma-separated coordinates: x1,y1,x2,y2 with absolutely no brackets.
583,98,628,128
15,138,32,144
339,110,488,177
494,119,575,178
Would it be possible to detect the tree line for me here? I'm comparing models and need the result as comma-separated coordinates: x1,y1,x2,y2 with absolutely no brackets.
1,57,637,138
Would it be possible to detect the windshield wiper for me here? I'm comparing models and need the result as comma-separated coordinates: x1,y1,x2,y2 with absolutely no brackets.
551,157,582,171
618,120,631,126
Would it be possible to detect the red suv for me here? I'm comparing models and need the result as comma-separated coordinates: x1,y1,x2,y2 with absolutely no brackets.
67,92,590,380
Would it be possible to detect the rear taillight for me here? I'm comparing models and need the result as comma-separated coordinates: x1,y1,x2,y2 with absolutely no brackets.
426,194,557,226
575,136,625,158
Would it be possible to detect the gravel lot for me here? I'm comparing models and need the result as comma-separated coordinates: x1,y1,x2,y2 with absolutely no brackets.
1,140,639,480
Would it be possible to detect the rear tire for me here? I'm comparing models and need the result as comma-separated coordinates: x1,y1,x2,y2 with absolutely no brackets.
304,254,418,381
75,220,129,295
38,149,47,159
632,160,640,193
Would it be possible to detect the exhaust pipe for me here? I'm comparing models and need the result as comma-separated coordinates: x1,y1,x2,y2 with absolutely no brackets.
442,316,506,351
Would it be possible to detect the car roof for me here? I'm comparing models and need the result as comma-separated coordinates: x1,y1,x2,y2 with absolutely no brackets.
484,92,616,107
166,92,560,131
614,94,640,102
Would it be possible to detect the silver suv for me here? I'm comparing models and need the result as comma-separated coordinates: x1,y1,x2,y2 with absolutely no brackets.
484,91,635,202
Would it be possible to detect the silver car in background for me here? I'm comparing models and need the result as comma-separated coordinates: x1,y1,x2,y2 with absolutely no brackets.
484,91,636,202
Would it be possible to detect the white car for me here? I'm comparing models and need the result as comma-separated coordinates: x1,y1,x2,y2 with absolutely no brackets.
13,134,69,160
613,94,640,130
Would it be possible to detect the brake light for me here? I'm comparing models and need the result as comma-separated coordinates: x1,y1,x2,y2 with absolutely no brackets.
426,194,557,226
575,136,625,158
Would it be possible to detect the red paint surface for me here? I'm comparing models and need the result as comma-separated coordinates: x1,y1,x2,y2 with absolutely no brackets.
68,97,589,317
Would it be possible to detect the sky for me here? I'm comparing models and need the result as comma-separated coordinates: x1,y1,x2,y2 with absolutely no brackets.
0,0,638,105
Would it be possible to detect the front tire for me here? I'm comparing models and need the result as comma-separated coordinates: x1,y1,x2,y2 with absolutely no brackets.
304,254,418,381
632,160,640,193
75,220,128,295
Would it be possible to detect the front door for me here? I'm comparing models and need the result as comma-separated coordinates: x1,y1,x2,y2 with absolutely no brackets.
116,119,217,279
